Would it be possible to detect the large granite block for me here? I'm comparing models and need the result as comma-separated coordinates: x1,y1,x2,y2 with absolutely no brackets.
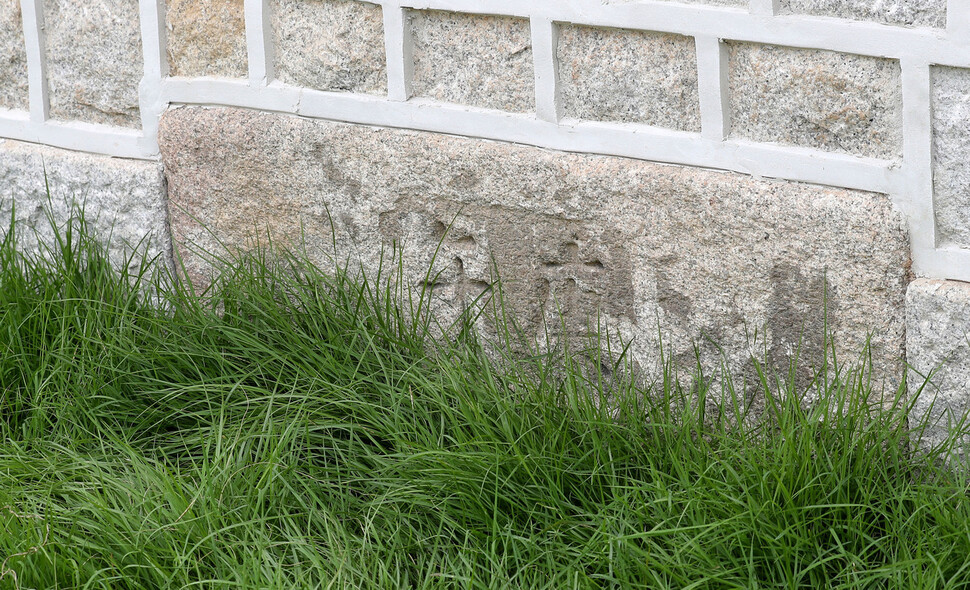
932,66,970,249
410,10,534,113
0,0,27,111
45,0,143,127
159,107,908,394
781,0,945,28
557,25,700,131
728,42,902,160
167,0,247,78
272,0,386,94
0,140,170,271
906,280,970,455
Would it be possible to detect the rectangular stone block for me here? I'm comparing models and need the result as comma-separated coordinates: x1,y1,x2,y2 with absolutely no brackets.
272,0,386,95
45,0,143,128
557,25,700,131
0,0,27,111
932,66,970,249
409,10,534,113
0,139,170,271
727,42,902,160
906,280,970,457
159,107,909,396
167,0,247,78
781,0,945,28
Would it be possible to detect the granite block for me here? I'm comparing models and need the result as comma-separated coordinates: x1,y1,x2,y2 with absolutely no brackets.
272,0,386,94
728,42,902,159
782,0,945,28
0,0,27,111
410,10,534,113
557,24,700,131
167,0,247,78
932,66,970,248
45,0,143,127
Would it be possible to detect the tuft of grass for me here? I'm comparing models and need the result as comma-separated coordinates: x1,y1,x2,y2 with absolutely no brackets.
1,202,970,589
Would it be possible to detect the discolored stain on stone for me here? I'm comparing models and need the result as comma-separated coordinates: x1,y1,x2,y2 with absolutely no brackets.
159,107,909,396
781,0,945,28
272,0,386,95
932,66,970,249
0,0,27,111
727,42,902,160
410,10,534,113
557,24,700,131
167,0,247,78
45,0,143,127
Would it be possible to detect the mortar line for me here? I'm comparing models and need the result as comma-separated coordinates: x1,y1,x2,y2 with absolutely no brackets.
245,0,275,86
900,58,938,272
21,0,48,123
695,35,729,141
531,18,561,123
383,6,413,102
749,0,779,16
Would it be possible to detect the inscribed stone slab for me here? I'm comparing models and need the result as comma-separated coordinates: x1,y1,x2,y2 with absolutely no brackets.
159,107,909,395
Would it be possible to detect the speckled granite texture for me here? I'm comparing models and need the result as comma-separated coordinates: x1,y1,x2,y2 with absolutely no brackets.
45,0,143,127
558,25,700,131
907,280,970,457
167,0,247,78
782,0,946,28
932,66,970,249
272,0,386,94
159,107,909,396
410,10,534,113
727,42,902,159
0,0,27,111
0,139,170,270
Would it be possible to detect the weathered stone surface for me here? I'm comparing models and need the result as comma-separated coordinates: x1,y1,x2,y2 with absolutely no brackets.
167,0,247,78
906,280,970,456
728,42,902,160
932,66,970,248
0,139,170,270
557,25,700,131
0,0,27,111
45,0,142,127
410,10,534,113
782,0,945,28
272,0,386,95
160,106,909,394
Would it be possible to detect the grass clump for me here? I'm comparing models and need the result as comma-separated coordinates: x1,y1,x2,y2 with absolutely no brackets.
1,204,970,589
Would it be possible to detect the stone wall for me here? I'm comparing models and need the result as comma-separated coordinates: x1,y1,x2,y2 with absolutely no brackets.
0,0,969,433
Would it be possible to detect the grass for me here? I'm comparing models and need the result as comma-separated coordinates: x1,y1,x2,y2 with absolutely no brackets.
1,203,970,589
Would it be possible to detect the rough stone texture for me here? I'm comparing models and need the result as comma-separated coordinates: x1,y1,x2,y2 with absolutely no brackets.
159,106,909,398
906,280,970,457
932,66,970,249
45,0,143,128
410,10,534,113
0,139,170,271
272,0,386,95
557,25,700,131
781,0,945,28
727,42,902,160
167,0,247,78
0,0,27,111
